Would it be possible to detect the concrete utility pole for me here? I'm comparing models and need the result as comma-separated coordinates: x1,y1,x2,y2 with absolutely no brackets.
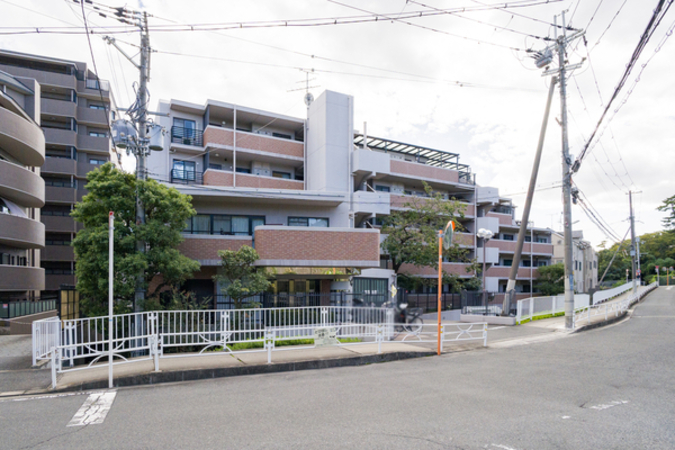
135,11,150,313
501,79,556,316
629,190,637,295
555,12,578,329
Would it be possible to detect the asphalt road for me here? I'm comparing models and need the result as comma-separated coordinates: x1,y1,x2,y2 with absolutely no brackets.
1,287,673,450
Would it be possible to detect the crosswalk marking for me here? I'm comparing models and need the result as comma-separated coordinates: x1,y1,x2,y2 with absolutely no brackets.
67,390,117,427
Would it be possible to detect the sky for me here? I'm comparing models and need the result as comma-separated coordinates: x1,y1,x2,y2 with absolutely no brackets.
1,0,673,250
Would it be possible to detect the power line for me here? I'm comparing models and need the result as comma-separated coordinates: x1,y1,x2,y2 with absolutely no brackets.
588,0,629,53
468,0,575,30
573,0,674,172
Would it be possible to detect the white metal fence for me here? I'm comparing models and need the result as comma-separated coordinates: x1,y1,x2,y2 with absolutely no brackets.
516,294,590,324
33,306,488,388
591,281,635,305
573,282,658,329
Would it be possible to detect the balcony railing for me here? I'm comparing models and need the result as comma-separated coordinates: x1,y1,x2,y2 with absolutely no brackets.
85,78,110,91
171,126,204,147
170,169,204,185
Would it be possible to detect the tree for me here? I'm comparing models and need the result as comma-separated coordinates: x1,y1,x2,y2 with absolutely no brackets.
214,246,271,309
657,194,675,230
72,163,200,317
381,182,477,287
534,263,565,296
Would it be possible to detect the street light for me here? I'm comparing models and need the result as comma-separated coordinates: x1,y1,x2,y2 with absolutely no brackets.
477,228,494,311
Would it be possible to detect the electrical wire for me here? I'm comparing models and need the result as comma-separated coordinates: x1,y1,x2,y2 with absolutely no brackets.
588,0,629,53
574,0,673,170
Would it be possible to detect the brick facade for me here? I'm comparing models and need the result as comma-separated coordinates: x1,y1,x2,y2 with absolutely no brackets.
486,266,540,279
236,173,304,190
203,127,234,147
177,236,252,260
399,262,474,278
487,240,554,255
204,125,304,158
203,169,234,187
486,212,513,225
254,227,380,264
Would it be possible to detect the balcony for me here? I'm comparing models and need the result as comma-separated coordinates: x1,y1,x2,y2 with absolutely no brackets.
0,64,77,89
486,240,554,255
390,159,459,184
177,235,252,264
77,106,108,125
0,160,44,207
77,134,109,153
0,105,45,166
41,215,77,233
42,244,74,261
43,128,77,147
203,126,304,159
254,226,380,268
487,211,513,226
0,214,45,248
398,262,474,278
41,98,77,118
76,79,110,98
390,194,475,216
0,266,44,291
43,157,77,176
170,169,205,185
202,169,233,187
171,126,204,148
352,190,390,215
45,185,76,203
236,173,303,190
486,266,539,279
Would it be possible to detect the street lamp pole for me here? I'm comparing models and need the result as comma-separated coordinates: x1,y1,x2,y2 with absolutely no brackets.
477,228,494,311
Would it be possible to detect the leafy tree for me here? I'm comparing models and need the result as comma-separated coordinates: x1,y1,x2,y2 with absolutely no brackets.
381,182,477,287
72,163,200,317
534,263,565,295
214,246,271,309
657,194,675,230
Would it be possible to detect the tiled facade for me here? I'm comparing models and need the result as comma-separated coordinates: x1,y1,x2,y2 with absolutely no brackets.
0,50,116,295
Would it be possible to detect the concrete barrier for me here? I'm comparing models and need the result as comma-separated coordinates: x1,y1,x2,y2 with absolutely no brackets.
8,310,57,335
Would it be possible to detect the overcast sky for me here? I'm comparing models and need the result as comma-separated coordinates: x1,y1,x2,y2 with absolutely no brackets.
2,0,673,250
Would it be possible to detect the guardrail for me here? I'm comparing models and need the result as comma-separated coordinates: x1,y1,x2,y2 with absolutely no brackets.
573,282,658,329
33,306,490,389
591,281,635,305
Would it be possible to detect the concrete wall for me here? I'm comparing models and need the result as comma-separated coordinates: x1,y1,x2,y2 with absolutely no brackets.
306,91,353,192
8,310,57,335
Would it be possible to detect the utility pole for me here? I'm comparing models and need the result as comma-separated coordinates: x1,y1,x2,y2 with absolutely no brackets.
556,12,578,329
629,190,637,295
135,11,150,314
105,8,152,314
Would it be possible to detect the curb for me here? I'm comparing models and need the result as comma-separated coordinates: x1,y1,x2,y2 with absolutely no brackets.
54,351,435,393
573,310,628,333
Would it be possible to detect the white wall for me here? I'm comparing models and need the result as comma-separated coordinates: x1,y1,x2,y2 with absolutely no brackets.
476,216,500,235
306,91,353,192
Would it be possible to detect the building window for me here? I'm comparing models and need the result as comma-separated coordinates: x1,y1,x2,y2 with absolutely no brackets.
537,260,548,267
43,176,75,188
525,236,532,242
89,158,107,165
208,163,222,171
41,205,72,216
45,233,72,246
172,160,196,181
375,185,390,192
88,104,106,110
236,167,251,174
172,118,199,146
502,234,514,241
503,259,513,267
184,214,265,236
0,198,9,214
272,171,291,179
88,131,107,137
522,260,531,267
272,132,292,140
537,237,548,243
288,217,329,227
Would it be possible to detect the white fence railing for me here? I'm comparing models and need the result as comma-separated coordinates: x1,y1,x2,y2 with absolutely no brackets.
591,281,635,305
516,294,590,324
33,306,488,389
573,282,658,329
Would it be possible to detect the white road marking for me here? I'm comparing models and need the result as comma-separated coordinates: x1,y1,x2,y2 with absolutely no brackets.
488,326,506,330
666,286,673,291
589,400,629,411
0,391,91,404
491,444,521,450
67,390,117,427
562,416,571,419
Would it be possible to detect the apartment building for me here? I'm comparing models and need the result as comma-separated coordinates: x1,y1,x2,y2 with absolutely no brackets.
147,90,550,305
0,70,45,299
551,229,598,293
475,188,554,302
0,50,117,295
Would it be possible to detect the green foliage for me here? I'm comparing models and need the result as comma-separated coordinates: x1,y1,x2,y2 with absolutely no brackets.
534,263,565,296
71,163,200,317
657,194,675,230
381,182,477,284
214,246,271,309
142,288,211,311
597,230,675,283
224,337,361,351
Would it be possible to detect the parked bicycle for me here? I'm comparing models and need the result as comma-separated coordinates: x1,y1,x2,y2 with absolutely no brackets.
380,300,424,335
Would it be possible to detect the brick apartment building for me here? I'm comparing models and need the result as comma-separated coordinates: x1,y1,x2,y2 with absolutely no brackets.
148,90,554,304
0,50,117,296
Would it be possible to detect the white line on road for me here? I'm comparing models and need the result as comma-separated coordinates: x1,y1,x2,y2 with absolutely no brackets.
589,400,628,411
491,444,521,450
67,390,117,427
0,391,91,404
488,326,506,330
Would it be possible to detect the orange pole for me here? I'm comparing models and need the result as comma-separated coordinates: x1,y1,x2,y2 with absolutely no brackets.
437,230,442,355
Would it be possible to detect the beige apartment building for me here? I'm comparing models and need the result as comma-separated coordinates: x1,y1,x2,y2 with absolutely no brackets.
551,229,598,293
0,50,117,295
0,70,45,300
148,90,553,306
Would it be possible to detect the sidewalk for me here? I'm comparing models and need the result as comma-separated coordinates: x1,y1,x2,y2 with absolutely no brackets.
0,285,658,396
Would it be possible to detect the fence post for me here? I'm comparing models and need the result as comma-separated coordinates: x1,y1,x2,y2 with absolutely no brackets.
483,323,488,347
265,328,274,364
377,324,383,354
530,298,534,321
516,301,522,324
150,313,160,372
439,325,444,353
31,323,38,367
50,348,57,389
